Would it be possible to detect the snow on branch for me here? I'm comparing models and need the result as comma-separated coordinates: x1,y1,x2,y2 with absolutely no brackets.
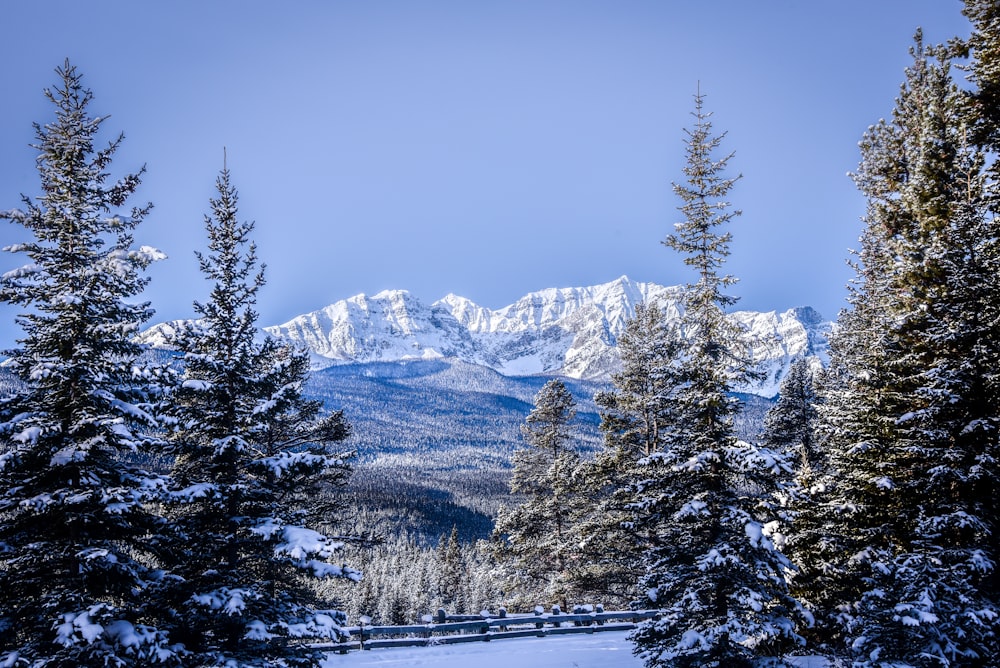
191,587,256,615
254,451,343,479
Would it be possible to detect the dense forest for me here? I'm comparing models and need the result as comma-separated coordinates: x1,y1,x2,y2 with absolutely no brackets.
3,2,1000,667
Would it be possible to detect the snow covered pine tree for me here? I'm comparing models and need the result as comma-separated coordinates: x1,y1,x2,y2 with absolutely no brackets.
819,31,1000,665
0,62,180,666
759,360,844,653
577,302,684,608
629,90,805,668
961,0,1000,632
493,379,585,610
154,163,359,667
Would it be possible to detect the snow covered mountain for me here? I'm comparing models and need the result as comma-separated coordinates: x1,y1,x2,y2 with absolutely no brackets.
264,276,831,397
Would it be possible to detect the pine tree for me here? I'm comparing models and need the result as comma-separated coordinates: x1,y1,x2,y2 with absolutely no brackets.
760,360,844,652
963,0,1000,165
436,525,467,611
155,163,358,667
493,379,584,610
576,302,684,608
760,359,819,467
0,62,180,666
820,32,1000,665
630,90,804,667
961,0,1000,614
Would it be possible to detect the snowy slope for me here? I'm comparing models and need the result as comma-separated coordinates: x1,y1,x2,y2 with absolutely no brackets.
265,290,477,364
265,276,830,397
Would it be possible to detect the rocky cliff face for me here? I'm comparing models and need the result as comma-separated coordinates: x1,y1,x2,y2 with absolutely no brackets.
262,276,831,397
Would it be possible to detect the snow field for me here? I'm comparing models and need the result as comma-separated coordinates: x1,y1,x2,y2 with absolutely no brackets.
320,630,642,667
319,631,828,667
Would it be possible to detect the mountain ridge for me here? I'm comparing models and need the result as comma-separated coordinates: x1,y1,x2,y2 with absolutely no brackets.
260,276,830,397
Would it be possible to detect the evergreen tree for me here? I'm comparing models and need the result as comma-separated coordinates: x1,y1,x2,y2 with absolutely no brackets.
961,0,1000,614
760,359,819,467
760,360,843,652
576,302,683,607
820,32,1000,665
630,90,804,667
493,379,584,610
156,163,358,667
963,0,1000,166
436,526,467,611
0,62,180,667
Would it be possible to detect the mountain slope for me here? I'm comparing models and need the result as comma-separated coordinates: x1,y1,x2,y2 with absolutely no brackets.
265,276,830,396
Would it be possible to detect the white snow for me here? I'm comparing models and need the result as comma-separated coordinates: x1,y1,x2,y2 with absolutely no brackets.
745,521,764,547
191,587,254,614
675,498,709,519
55,607,105,647
276,526,337,560
170,482,217,501
678,629,707,650
12,426,41,444
244,620,274,640
259,276,829,393
319,630,644,668
181,379,212,391
104,620,143,649
318,630,827,667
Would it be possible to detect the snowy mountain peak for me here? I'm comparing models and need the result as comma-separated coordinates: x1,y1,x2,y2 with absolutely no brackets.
262,278,831,396
137,319,195,348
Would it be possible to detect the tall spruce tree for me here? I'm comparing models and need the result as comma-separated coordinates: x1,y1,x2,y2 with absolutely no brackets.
155,163,358,667
961,0,1000,614
0,62,180,667
493,378,584,610
576,302,684,607
630,90,804,668
819,32,1000,665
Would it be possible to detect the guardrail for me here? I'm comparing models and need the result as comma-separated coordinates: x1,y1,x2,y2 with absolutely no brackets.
317,605,660,653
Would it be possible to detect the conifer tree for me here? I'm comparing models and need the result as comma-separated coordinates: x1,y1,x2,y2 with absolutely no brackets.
0,62,180,667
760,359,818,466
156,163,358,667
961,0,1000,614
630,90,804,667
820,33,1000,665
436,525,467,611
963,0,1000,166
494,379,584,610
760,360,844,652
576,302,683,607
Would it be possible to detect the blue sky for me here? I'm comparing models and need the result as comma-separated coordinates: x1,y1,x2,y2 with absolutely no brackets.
0,1,972,347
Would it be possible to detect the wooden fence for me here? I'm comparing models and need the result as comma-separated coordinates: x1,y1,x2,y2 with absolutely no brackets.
316,605,660,653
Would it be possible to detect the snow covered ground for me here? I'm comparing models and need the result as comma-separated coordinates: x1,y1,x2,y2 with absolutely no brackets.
319,630,828,667
320,631,642,667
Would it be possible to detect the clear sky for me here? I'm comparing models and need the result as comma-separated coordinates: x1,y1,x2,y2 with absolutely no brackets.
0,0,973,348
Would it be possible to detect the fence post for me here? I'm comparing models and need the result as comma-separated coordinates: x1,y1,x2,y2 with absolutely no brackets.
551,605,561,628
358,615,371,651
436,608,447,625
420,614,433,638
